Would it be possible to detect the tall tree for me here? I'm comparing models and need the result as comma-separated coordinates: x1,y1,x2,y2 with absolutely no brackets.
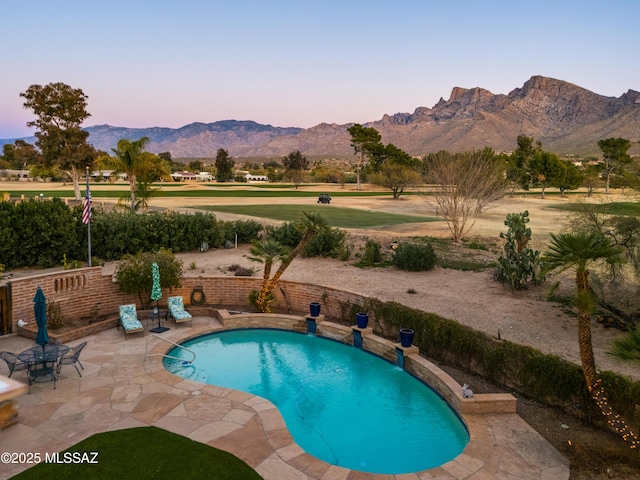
582,164,601,197
552,160,584,196
598,137,632,194
2,140,41,169
215,148,234,182
424,149,507,242
369,161,422,199
188,160,204,172
20,82,95,199
347,124,382,190
528,150,565,199
282,150,309,189
542,232,639,448
506,135,541,194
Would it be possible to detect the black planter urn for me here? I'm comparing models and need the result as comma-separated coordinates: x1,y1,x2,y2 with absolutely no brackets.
309,302,321,317
400,328,414,347
356,312,369,329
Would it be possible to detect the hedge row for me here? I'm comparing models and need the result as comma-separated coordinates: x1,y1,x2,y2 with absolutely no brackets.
0,200,263,268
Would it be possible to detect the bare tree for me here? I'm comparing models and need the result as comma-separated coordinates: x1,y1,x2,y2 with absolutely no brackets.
423,149,507,242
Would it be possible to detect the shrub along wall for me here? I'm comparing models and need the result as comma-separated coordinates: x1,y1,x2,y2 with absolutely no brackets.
361,299,639,424
6,268,639,425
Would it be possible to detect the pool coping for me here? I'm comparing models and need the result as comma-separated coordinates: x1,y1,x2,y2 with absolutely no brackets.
146,310,570,479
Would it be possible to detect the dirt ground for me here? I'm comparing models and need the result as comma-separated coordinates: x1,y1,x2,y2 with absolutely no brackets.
9,182,640,478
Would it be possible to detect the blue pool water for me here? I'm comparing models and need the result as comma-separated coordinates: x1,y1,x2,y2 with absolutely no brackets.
163,329,469,474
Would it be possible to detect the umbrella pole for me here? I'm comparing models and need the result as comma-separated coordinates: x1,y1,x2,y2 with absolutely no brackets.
150,300,169,333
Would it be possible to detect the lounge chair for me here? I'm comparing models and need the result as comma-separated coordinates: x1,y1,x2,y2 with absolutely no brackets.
167,296,193,327
0,351,27,378
119,304,144,338
57,341,87,377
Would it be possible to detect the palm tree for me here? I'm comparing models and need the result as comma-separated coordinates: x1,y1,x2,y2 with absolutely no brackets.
248,238,290,295
542,231,639,447
102,137,165,211
253,212,329,312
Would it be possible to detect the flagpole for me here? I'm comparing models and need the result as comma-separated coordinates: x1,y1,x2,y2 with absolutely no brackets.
86,166,92,267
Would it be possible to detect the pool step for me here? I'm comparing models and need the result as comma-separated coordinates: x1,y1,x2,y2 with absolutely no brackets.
164,360,207,383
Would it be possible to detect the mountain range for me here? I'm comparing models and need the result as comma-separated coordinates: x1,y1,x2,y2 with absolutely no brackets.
3,76,639,158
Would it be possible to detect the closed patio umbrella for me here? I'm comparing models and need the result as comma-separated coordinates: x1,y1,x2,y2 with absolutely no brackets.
33,286,49,348
150,262,169,333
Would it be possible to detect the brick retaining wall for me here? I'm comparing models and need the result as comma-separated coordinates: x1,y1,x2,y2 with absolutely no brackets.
6,267,369,335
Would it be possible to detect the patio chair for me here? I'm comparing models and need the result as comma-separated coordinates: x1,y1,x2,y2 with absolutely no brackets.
119,304,144,339
57,341,87,377
26,359,57,393
167,296,193,327
0,351,27,378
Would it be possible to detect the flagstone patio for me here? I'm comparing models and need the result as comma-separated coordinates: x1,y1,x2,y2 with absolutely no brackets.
0,315,569,479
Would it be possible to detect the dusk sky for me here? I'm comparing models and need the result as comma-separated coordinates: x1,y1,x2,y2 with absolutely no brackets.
2,0,639,139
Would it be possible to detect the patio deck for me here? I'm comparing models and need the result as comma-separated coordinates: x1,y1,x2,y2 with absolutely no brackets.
0,315,569,479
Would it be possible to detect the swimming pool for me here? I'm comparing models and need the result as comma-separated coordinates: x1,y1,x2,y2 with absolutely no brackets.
163,329,469,474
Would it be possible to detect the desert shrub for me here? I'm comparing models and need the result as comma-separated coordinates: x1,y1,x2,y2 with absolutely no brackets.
114,249,184,308
467,240,488,251
437,258,495,271
220,219,263,245
234,266,254,276
266,222,346,258
90,256,105,267
47,301,64,330
393,242,437,271
361,239,382,265
265,222,302,248
302,227,347,258
338,243,352,261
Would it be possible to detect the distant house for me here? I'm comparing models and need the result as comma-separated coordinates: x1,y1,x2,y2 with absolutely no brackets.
171,171,198,181
0,169,30,180
245,174,268,182
196,172,214,182
91,169,128,181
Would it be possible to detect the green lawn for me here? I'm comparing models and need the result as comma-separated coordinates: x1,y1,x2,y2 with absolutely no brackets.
550,201,640,216
12,427,263,480
195,204,439,228
3,189,392,199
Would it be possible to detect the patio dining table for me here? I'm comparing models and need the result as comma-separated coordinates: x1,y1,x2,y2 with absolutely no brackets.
18,344,70,392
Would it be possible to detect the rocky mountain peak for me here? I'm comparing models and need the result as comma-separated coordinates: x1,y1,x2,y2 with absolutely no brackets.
2,76,637,157
446,86,496,106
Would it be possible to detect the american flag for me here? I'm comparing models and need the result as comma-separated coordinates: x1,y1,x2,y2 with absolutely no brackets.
82,181,92,224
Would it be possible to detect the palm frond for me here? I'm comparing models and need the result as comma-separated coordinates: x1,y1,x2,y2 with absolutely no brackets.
607,329,640,363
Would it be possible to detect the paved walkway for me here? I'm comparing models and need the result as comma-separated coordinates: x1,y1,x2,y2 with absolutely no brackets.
0,316,569,479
